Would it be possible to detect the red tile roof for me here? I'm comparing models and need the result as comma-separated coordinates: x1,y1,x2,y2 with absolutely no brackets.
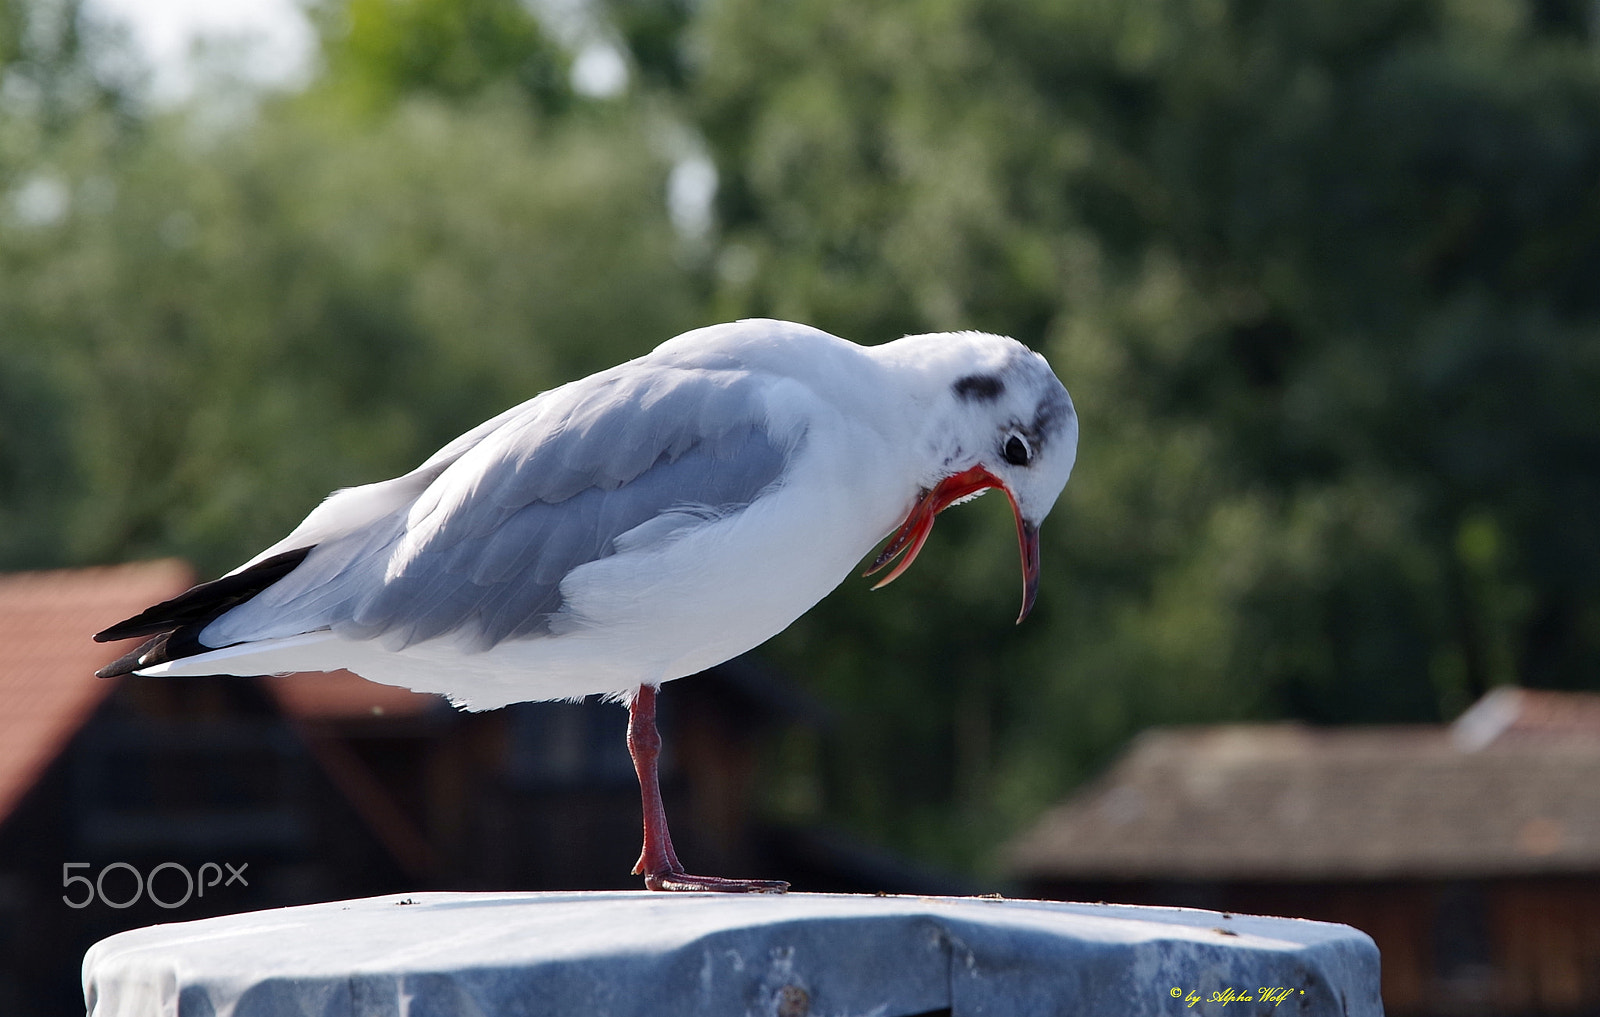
0,560,194,823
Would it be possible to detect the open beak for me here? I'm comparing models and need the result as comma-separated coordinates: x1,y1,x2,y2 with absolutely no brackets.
863,464,1043,623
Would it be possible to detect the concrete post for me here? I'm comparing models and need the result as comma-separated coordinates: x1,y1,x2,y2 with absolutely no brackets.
84,892,1382,1016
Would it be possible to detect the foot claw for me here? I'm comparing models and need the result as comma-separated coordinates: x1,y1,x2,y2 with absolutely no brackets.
643,871,789,893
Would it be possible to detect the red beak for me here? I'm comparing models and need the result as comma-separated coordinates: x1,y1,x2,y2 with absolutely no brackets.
863,464,1043,623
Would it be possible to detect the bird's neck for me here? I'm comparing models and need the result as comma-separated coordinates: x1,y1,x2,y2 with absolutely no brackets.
865,333,1001,484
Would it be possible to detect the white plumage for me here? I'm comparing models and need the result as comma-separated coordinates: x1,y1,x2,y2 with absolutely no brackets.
112,319,1077,709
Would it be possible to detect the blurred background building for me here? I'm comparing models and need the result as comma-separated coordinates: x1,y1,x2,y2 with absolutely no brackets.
1006,688,1600,1016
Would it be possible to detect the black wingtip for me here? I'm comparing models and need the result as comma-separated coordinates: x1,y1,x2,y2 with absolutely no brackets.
91,545,315,675
95,633,168,678
92,547,315,644
94,617,160,643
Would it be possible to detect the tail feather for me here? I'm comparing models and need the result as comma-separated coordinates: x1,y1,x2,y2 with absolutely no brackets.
94,547,314,677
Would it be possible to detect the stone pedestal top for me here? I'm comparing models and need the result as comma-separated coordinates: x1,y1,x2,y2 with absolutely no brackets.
84,891,1382,1016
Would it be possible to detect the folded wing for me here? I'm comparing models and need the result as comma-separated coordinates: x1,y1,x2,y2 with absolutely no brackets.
194,364,799,655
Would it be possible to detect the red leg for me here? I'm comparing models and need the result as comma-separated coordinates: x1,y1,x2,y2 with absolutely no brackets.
628,683,683,877
627,684,788,893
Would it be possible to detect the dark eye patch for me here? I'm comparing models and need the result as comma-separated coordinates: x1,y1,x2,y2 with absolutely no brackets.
953,374,1005,402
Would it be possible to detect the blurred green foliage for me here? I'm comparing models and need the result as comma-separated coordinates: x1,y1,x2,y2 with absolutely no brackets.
309,0,571,113
3,0,1597,874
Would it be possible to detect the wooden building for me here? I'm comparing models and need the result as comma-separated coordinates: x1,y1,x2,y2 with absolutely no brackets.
1005,688,1600,1016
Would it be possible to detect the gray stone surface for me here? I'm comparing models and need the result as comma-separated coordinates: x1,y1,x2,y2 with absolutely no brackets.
84,892,1382,1017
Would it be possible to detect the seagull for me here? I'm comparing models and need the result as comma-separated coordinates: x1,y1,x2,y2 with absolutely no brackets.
94,318,1078,892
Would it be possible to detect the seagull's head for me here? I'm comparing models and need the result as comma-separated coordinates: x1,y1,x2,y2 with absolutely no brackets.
866,332,1078,622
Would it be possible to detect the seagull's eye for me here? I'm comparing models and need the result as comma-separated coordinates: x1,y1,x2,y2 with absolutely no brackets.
1003,434,1032,466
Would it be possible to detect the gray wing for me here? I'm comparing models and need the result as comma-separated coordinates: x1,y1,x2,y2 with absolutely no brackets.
202,365,801,652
